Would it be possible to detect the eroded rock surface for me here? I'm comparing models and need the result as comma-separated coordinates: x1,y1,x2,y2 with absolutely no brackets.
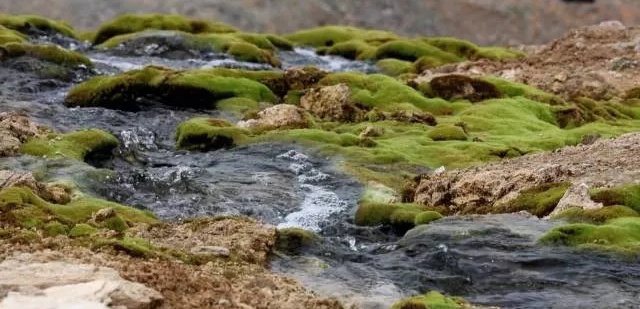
0,112,47,157
238,104,313,131
300,84,366,122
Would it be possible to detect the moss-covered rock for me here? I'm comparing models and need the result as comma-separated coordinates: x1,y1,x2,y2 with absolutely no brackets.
414,211,443,226
275,227,319,255
20,129,119,161
355,201,432,231
429,74,502,102
325,39,377,60
284,26,397,47
64,66,278,111
374,39,462,63
485,182,571,217
1,42,92,67
69,223,98,237
427,125,468,141
176,118,249,151
540,217,640,255
227,42,281,67
0,25,27,45
590,185,640,213
475,46,526,60
391,291,464,309
552,205,639,224
376,59,415,77
43,221,68,237
0,14,77,38
93,13,237,45
421,37,479,59
481,76,564,105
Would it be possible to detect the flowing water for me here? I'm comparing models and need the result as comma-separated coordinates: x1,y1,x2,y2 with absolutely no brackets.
1,36,639,309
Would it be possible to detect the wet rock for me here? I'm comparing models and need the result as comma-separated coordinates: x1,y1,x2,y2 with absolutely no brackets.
0,170,70,204
237,104,314,131
547,183,603,218
0,255,164,309
0,112,47,157
300,83,366,122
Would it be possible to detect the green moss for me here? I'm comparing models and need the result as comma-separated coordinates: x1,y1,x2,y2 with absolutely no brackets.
69,223,98,237
355,201,428,229
427,125,468,141
0,25,27,45
216,97,261,116
2,42,93,67
43,221,68,237
476,46,526,60
265,34,295,50
553,206,639,224
414,211,443,225
376,59,415,77
319,72,453,115
374,39,462,63
487,182,571,217
21,129,119,161
540,217,640,255
590,185,640,212
227,42,280,67
421,37,479,59
325,39,377,60
94,237,155,258
284,26,397,47
391,291,463,309
0,14,77,38
276,227,319,254
93,13,237,44
481,76,563,105
101,215,129,232
176,118,249,151
64,66,278,110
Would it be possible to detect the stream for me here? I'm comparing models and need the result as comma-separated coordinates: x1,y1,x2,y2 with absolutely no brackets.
1,35,639,309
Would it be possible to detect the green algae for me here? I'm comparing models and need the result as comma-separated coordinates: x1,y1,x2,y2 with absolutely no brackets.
64,66,278,110
540,217,640,255
20,129,119,161
93,13,237,44
2,42,93,67
552,206,639,225
176,118,249,151
391,291,464,309
0,14,77,38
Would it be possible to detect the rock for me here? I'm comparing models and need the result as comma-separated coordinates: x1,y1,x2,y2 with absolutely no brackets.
300,83,366,122
547,183,603,218
0,112,47,157
284,66,328,90
92,207,117,222
237,104,313,130
429,74,502,102
190,246,231,258
0,170,71,204
384,109,437,125
0,256,164,309
359,126,384,138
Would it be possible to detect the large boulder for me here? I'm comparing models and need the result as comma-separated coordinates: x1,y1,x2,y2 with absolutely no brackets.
0,112,47,157
237,104,314,131
300,83,367,122
0,255,164,309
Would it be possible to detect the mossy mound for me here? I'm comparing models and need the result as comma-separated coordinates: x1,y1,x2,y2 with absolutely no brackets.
99,30,284,67
374,39,462,63
476,46,526,60
284,26,397,48
554,98,638,129
275,227,319,255
590,185,640,212
325,39,377,60
421,37,479,59
427,125,468,141
0,186,157,236
93,13,238,45
0,14,77,38
1,42,92,67
481,76,564,105
176,118,249,151
64,66,278,111
355,202,439,231
540,217,640,255
376,59,415,77
391,291,465,309
553,205,639,225
20,129,119,162
0,25,27,45
474,182,571,217
319,72,452,115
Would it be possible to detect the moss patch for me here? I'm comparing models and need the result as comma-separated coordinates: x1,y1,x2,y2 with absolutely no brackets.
176,118,249,151
427,125,468,141
69,223,98,237
275,227,319,255
21,129,119,161
284,26,397,48
64,66,277,110
0,25,27,45
590,185,640,212
2,42,92,67
540,217,640,255
355,201,438,231
478,182,571,217
0,14,77,38
377,59,415,77
414,211,443,226
391,291,464,309
93,13,237,44
552,205,639,225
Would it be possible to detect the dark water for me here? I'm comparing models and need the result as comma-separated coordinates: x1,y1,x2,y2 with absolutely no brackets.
1,34,639,309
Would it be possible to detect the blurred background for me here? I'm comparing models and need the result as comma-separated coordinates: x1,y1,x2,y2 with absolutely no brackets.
1,0,639,45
